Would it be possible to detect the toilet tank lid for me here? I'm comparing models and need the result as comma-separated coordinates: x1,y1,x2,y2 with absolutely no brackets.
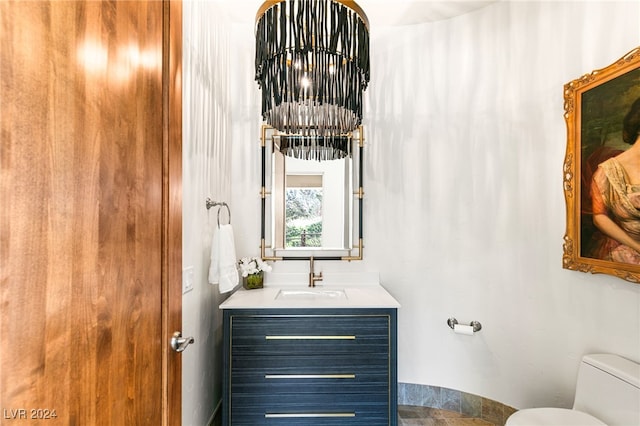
583,354,640,389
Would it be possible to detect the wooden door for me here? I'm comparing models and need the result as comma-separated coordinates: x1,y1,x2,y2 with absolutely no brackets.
0,1,182,424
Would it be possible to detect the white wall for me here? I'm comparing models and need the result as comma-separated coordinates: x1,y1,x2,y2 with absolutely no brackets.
182,2,232,424
363,1,640,409
227,0,640,411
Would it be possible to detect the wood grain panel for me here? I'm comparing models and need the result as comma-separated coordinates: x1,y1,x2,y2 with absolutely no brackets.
0,1,179,424
162,1,183,425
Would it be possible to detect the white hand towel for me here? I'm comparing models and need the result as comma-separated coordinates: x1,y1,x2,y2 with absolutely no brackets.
208,228,221,284
208,224,238,293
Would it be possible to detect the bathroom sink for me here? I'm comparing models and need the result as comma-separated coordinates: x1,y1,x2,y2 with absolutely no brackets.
275,288,347,300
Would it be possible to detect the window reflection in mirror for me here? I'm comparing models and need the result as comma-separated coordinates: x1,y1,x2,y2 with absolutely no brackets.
273,154,352,250
285,176,323,248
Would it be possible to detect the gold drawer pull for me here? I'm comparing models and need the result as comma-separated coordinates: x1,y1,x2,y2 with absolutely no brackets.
265,374,356,379
265,335,356,340
265,413,356,418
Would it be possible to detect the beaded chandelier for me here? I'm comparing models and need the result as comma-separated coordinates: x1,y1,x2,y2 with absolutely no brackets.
255,0,370,160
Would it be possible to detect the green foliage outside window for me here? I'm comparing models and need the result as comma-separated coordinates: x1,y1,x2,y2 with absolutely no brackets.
285,188,323,247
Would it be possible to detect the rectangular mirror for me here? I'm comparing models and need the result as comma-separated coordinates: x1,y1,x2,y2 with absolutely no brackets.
261,125,363,260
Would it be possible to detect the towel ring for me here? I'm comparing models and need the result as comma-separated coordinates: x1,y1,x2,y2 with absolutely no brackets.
217,203,231,227
206,198,231,228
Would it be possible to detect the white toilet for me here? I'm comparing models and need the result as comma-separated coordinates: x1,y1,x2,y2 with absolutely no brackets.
506,354,640,426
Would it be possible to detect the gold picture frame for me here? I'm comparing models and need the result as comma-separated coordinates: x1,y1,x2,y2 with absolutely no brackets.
563,46,640,283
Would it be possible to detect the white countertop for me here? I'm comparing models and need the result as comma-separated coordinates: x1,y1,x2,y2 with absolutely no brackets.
219,283,400,310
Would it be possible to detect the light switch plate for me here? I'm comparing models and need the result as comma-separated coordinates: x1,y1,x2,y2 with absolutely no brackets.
182,266,194,294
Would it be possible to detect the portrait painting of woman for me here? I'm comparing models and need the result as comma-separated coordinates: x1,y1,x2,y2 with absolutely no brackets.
588,97,640,264
576,63,640,266
564,47,640,282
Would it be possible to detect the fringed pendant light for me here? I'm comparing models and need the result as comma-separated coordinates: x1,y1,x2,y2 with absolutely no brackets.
255,0,370,160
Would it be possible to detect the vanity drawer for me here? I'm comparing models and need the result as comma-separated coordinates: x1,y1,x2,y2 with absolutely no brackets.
230,392,390,425
231,354,389,394
230,314,391,355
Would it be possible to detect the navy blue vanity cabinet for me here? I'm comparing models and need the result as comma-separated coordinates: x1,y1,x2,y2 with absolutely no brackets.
222,308,398,425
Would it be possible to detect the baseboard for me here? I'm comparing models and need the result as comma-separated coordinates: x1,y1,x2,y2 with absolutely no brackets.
206,399,222,426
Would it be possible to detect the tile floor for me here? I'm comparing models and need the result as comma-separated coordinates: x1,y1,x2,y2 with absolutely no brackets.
399,405,495,426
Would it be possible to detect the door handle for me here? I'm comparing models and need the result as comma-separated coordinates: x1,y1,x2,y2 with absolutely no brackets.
170,331,194,353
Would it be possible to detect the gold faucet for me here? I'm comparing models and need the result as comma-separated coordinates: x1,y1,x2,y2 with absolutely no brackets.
309,256,323,287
